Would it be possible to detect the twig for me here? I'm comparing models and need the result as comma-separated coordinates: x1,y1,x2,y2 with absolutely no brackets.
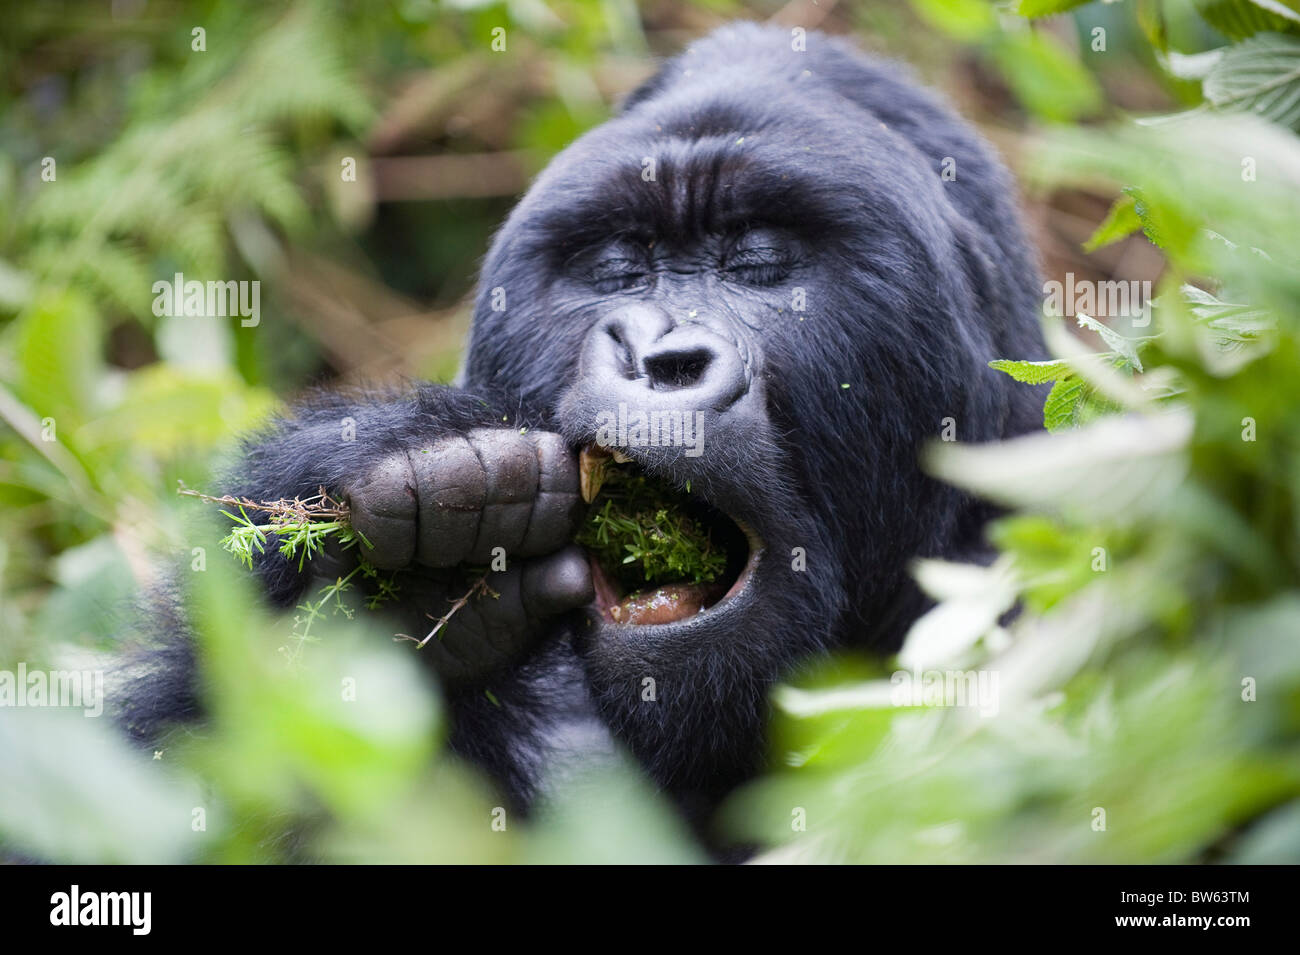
177,480,350,522
396,577,497,649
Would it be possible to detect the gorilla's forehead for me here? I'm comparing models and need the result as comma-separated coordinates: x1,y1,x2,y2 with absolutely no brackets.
513,79,945,252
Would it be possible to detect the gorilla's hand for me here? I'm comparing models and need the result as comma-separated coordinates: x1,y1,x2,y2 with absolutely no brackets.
391,545,592,686
345,428,584,571
232,387,593,683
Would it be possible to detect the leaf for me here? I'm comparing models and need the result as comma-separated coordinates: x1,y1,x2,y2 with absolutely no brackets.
908,0,999,41
11,289,103,425
1076,314,1146,371
989,358,1074,384
925,410,1194,519
1084,193,1143,252
1043,376,1088,432
1163,48,1227,81
1195,0,1300,40
1125,185,1184,252
1203,32,1300,131
0,708,206,863
1138,0,1171,52
1015,0,1094,16
991,30,1105,123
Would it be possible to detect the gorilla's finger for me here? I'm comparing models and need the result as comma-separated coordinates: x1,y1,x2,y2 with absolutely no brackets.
440,595,510,673
411,435,485,568
521,546,594,618
474,563,528,652
346,452,416,570
429,569,525,684
467,429,539,562
519,432,584,556
350,429,581,575
420,550,591,685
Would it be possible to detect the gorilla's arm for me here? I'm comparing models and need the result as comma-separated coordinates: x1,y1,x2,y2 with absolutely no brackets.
117,383,592,805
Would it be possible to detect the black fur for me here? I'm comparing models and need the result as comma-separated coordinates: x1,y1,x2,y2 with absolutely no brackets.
120,24,1046,840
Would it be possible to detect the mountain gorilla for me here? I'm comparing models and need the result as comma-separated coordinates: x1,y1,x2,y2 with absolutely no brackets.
125,23,1046,832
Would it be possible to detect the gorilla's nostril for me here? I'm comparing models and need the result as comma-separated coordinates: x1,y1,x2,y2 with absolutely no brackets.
605,325,637,378
644,348,713,391
590,309,747,409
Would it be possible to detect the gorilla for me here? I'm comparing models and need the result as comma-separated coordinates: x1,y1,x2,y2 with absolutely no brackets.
124,22,1046,838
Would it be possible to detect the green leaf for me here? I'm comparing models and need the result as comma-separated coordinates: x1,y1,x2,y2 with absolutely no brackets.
1203,32,1300,131
1084,193,1143,251
1196,0,1300,40
1076,314,1146,371
12,289,103,425
1138,0,1171,52
1125,185,1185,252
991,30,1105,123
0,708,206,863
989,358,1074,384
1015,0,1094,17
1043,376,1089,432
908,0,999,41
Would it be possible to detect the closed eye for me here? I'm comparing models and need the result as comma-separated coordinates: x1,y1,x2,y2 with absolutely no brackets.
590,257,651,292
722,246,793,286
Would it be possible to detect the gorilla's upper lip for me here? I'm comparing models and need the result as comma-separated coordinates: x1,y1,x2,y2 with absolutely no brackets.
575,442,764,629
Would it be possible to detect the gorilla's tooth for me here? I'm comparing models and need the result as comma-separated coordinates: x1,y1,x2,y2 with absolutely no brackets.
579,444,611,503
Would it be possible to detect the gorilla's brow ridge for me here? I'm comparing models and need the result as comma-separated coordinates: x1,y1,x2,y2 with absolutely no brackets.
533,148,848,260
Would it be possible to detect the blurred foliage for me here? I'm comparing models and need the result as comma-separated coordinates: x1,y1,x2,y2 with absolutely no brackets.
2,0,1299,862
725,2,1300,863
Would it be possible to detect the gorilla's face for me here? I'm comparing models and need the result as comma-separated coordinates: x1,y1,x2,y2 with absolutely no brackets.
465,86,890,672
458,27,1041,790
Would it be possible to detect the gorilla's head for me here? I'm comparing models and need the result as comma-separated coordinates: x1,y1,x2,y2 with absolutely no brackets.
459,24,1045,794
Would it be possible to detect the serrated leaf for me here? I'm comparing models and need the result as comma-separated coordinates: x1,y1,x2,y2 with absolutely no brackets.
1098,183,1192,254
1203,32,1300,131
1084,193,1143,252
1043,376,1087,432
989,358,1074,384
1076,314,1146,372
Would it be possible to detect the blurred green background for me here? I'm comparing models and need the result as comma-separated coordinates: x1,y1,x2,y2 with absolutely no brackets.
2,0,1299,863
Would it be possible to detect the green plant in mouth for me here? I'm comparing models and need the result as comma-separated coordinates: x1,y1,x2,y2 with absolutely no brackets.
575,467,727,591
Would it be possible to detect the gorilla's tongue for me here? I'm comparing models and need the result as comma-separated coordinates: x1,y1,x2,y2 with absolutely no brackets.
586,546,728,626
611,581,724,625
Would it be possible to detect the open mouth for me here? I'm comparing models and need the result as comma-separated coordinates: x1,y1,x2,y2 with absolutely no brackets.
576,445,760,626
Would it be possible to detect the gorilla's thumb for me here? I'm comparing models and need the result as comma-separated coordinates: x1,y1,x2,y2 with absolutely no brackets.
521,546,594,618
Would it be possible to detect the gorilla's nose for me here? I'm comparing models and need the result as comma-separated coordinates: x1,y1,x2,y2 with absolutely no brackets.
591,305,747,411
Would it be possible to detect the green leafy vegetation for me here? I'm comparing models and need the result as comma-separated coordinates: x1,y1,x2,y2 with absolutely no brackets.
722,1,1300,863
576,465,727,590
5,0,1300,864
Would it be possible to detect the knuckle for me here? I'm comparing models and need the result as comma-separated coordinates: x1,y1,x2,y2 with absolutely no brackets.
348,451,416,569
412,435,485,567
